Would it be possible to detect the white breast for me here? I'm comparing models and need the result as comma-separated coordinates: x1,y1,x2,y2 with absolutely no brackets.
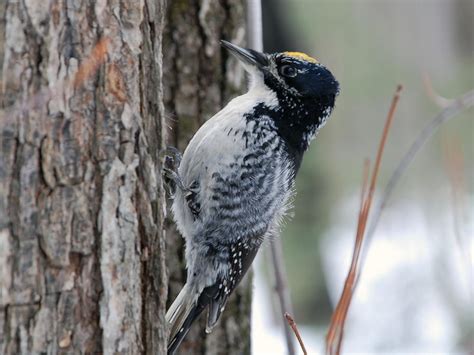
172,84,279,240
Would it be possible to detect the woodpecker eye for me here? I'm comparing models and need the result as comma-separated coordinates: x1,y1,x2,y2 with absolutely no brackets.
280,65,297,78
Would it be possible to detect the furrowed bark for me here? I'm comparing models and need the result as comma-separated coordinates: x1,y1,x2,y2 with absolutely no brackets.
0,1,167,353
0,0,252,353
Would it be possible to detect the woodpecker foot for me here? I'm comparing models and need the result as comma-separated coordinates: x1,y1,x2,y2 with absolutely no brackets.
163,146,183,167
161,147,200,217
161,146,184,195
163,167,187,192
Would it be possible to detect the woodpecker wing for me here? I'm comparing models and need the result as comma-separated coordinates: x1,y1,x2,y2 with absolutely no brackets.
178,129,292,327
206,242,259,331
168,88,295,353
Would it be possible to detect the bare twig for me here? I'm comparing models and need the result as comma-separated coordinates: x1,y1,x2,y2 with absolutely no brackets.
361,89,474,272
441,135,471,272
326,85,403,355
270,239,296,354
326,87,473,355
364,85,403,209
284,313,307,355
422,72,454,108
246,1,295,354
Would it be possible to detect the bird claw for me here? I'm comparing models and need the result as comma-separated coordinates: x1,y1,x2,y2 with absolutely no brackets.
161,146,183,167
163,167,188,191
161,147,200,217
161,146,185,195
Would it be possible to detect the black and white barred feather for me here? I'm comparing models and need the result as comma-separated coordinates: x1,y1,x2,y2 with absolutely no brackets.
167,84,295,353
166,43,338,354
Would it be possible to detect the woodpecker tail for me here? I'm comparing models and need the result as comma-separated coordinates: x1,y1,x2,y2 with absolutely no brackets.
166,284,203,355
167,282,231,354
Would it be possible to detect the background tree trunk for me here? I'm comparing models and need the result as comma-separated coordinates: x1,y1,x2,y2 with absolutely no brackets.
0,0,252,354
0,0,167,353
163,1,252,354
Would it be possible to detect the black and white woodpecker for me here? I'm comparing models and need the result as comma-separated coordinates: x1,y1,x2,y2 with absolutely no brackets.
165,40,339,354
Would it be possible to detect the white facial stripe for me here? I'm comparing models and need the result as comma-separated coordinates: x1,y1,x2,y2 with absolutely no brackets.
266,60,301,96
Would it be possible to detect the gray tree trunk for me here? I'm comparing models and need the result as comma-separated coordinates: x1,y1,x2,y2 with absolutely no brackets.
0,0,167,353
0,0,252,354
163,1,252,354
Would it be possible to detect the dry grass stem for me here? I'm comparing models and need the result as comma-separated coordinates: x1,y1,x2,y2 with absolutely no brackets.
325,85,403,355
326,86,473,355
362,89,474,271
284,313,307,355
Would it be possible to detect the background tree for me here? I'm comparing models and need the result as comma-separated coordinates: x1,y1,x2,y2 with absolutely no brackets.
0,0,250,353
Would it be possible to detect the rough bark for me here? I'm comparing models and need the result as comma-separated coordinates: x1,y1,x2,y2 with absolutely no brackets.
0,0,252,353
163,1,253,354
0,0,167,354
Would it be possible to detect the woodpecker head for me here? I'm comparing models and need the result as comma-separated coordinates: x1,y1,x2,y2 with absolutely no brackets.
221,40,339,104
221,40,339,155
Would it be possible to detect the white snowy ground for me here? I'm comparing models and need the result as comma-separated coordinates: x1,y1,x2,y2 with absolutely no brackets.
252,196,472,354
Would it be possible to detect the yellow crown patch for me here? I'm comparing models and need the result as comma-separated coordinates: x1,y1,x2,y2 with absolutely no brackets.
283,51,318,63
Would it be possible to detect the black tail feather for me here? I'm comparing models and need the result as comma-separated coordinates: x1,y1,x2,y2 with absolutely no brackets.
167,244,260,353
167,302,205,355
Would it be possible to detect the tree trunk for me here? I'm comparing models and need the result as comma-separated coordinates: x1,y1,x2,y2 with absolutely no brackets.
163,1,253,354
0,0,167,353
0,0,252,354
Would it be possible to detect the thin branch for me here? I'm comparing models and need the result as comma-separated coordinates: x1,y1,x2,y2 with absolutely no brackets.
326,87,473,355
326,86,403,355
422,72,454,108
269,239,296,355
326,160,371,355
361,89,474,272
284,313,307,355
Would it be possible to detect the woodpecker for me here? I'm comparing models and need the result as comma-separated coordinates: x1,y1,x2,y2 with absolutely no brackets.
165,40,339,354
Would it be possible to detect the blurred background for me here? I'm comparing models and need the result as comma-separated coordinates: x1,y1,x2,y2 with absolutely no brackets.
252,0,473,353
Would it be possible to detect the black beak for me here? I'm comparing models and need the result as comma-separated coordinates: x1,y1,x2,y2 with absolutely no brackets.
221,40,269,69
